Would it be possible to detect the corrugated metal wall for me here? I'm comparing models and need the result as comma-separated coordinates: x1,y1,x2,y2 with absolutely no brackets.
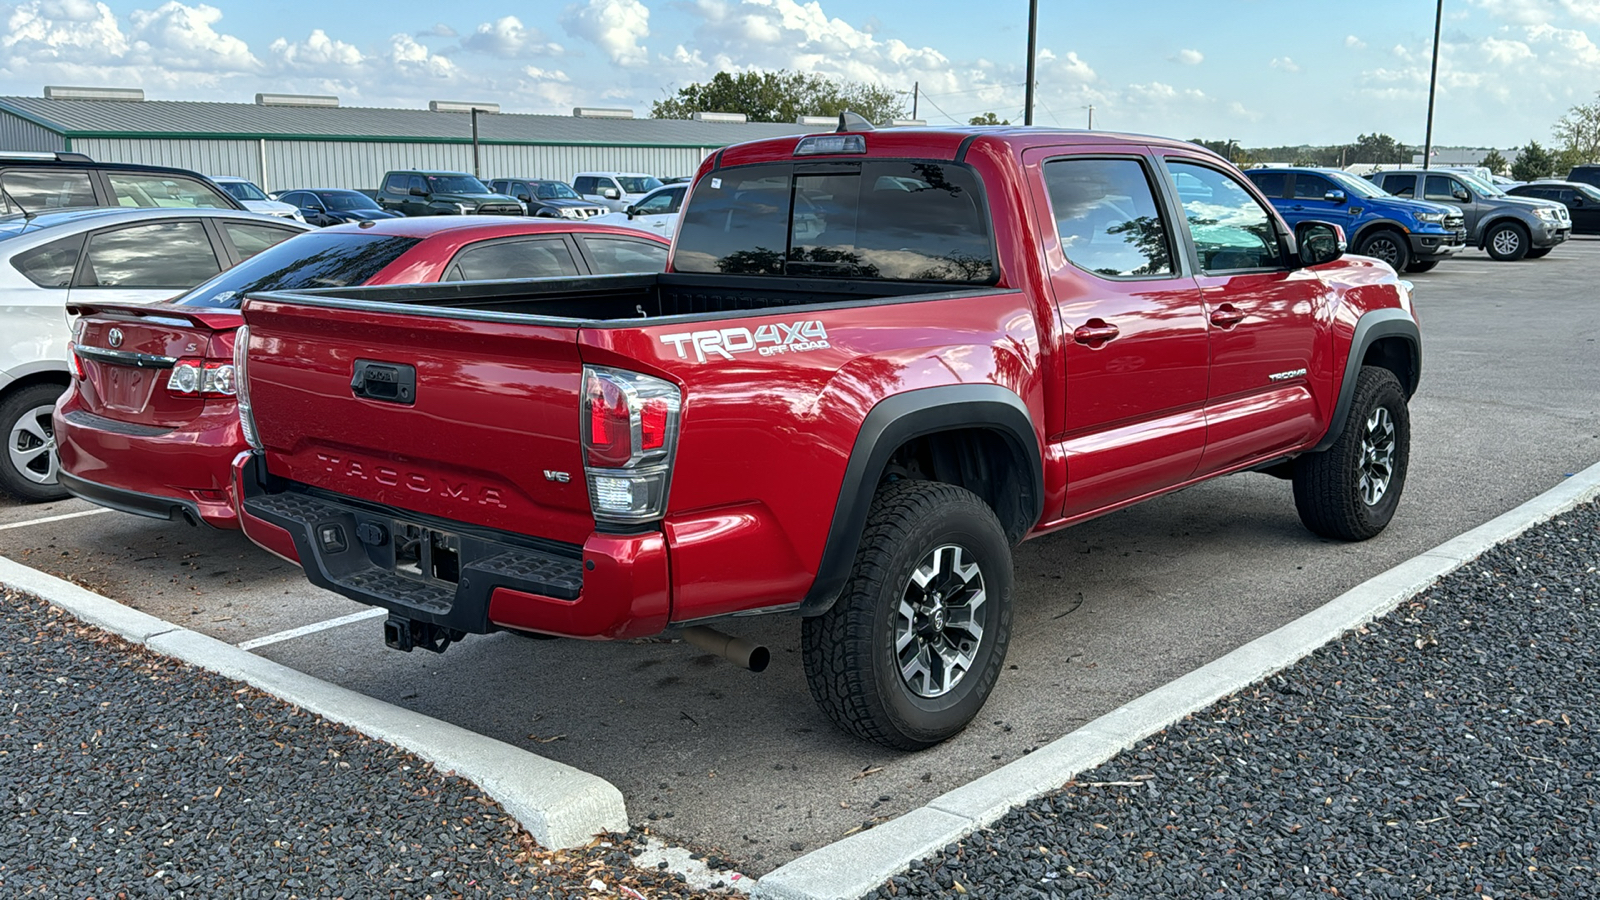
0,116,66,152
71,136,717,192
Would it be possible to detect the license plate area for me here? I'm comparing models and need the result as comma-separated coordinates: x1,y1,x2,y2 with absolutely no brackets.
100,366,150,412
393,522,461,585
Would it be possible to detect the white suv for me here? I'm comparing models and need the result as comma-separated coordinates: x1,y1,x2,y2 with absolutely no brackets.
571,172,663,212
211,176,306,222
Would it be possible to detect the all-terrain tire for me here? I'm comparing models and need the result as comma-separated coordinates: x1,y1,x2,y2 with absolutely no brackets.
1356,230,1410,271
1485,221,1530,261
801,480,1013,750
1293,366,1410,541
0,383,69,503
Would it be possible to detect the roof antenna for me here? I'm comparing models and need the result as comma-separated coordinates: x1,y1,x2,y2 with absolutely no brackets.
836,110,875,133
1,186,35,221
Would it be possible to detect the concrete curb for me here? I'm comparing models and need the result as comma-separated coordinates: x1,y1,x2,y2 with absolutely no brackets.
0,555,628,851
753,459,1600,900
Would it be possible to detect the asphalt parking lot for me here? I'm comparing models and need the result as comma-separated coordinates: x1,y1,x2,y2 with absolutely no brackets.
4,239,1599,876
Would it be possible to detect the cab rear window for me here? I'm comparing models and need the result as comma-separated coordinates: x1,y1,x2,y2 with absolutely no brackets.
673,161,995,283
175,233,420,309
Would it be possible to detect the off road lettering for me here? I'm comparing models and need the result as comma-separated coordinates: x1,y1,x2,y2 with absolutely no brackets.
660,320,830,363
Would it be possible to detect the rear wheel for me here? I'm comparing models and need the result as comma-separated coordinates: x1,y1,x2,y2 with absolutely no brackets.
1356,230,1410,271
802,481,1013,750
1292,366,1410,541
1485,222,1529,261
1402,259,1439,273
1524,247,1553,259
0,383,69,503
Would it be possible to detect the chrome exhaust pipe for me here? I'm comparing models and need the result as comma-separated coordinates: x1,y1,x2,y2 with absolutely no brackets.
680,626,769,673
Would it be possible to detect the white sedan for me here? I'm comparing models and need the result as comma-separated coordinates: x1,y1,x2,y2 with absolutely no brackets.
588,183,688,241
0,206,310,501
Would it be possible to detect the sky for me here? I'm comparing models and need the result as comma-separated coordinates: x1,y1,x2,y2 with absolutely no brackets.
1,0,1597,150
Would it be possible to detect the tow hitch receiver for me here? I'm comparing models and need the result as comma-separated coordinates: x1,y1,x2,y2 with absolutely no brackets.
383,614,464,654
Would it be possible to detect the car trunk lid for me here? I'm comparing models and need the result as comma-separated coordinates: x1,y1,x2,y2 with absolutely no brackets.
67,301,239,429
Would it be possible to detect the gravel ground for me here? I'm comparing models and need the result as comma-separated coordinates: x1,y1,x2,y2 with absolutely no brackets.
0,587,729,899
875,498,1600,900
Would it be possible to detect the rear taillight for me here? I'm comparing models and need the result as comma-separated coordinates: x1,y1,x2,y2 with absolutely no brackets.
234,325,261,449
68,343,85,379
166,359,236,397
580,366,681,525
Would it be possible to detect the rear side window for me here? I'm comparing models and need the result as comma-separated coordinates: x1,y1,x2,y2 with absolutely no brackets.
1382,174,1417,198
1043,158,1174,279
581,236,668,274
383,174,408,193
106,173,233,209
675,161,995,282
574,177,596,194
444,238,580,281
224,222,299,260
175,233,420,308
83,221,221,288
1246,172,1287,198
10,233,84,288
1,169,97,213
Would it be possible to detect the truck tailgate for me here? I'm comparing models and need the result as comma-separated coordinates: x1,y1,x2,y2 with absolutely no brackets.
241,298,592,545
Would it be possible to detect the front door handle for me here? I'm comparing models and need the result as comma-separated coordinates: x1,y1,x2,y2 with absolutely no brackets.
1209,305,1246,329
1073,319,1120,347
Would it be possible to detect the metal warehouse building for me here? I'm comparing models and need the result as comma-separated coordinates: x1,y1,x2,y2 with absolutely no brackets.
0,88,832,192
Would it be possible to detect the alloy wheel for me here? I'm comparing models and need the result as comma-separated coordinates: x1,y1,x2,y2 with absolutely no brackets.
1366,237,1402,265
1358,406,1396,507
894,544,987,699
1492,228,1521,257
8,403,59,486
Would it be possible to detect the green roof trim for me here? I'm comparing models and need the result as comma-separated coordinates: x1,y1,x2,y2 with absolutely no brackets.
56,129,729,149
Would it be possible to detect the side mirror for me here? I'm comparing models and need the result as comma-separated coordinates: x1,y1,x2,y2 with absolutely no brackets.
516,193,531,202
1452,189,1470,202
600,187,622,200
1571,196,1585,207
409,185,429,197
625,205,639,219
1322,189,1347,204
1296,221,1346,267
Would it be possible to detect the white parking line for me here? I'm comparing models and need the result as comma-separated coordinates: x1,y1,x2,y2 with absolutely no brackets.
0,508,112,531
237,608,388,651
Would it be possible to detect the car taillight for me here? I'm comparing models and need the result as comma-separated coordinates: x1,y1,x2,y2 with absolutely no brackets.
234,325,261,449
166,359,236,397
580,366,681,525
68,343,85,379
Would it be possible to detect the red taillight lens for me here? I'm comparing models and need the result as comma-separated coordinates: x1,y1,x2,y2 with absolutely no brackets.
640,398,669,451
584,372,632,467
580,366,682,524
68,343,85,379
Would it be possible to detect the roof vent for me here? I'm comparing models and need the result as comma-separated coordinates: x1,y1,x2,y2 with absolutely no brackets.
691,111,748,124
573,106,635,119
796,115,837,126
256,93,339,108
430,100,500,114
45,85,144,102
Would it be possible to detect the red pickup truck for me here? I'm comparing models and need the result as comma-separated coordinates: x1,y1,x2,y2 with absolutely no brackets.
232,125,1420,749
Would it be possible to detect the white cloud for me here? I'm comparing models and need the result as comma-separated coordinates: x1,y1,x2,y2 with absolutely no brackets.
1345,34,1367,50
2,0,129,60
422,23,457,39
127,2,258,72
561,0,650,67
1171,48,1203,65
270,29,361,70
522,65,569,83
388,32,456,78
462,16,561,58
1270,56,1300,72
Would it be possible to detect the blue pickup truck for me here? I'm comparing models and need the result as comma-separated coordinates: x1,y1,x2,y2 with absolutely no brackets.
1245,167,1466,273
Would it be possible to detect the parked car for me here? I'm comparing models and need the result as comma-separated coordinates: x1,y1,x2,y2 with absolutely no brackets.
374,170,523,217
1567,164,1600,192
1506,181,1600,235
210,176,305,222
55,218,671,526
0,207,308,501
1246,166,1465,272
572,172,663,211
485,179,608,219
1367,168,1570,260
276,189,403,227
229,127,1419,749
588,182,688,240
1,151,245,216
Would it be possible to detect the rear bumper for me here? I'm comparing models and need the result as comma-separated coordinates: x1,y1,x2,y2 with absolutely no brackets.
54,398,244,528
233,452,670,640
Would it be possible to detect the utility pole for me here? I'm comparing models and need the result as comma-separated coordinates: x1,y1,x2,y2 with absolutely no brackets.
471,107,482,178
1024,0,1038,126
1085,104,1095,130
912,81,919,120
1423,0,1443,171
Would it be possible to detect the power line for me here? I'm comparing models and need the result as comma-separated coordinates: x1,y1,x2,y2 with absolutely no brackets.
917,91,962,125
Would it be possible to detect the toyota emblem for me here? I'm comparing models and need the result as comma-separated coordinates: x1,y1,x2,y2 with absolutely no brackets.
107,328,123,348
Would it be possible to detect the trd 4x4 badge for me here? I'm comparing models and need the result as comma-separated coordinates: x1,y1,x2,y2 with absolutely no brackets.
660,321,830,363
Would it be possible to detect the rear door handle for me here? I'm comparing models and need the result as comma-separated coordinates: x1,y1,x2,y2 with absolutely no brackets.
1073,320,1120,347
1210,305,1246,329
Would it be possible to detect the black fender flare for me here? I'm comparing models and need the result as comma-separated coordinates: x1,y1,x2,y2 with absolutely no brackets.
797,384,1044,617
1349,218,1409,248
1312,308,1422,453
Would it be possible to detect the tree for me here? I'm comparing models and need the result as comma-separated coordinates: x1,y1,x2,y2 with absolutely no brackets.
1349,133,1409,164
1480,148,1508,175
652,70,907,124
1553,91,1600,165
1511,140,1556,181
969,112,1009,125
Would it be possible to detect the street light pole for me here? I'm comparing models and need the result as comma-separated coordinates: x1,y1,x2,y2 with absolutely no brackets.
1024,0,1038,126
1423,0,1443,171
471,107,482,178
